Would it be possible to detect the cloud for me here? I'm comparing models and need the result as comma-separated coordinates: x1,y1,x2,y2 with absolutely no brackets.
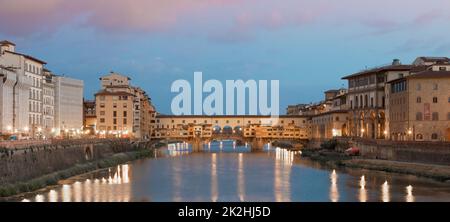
1,0,450,40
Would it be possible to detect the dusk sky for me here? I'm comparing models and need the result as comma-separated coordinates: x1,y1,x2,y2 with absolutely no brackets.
1,0,450,114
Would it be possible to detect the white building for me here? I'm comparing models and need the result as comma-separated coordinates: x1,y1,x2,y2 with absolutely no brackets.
54,76,84,135
0,41,36,136
0,66,17,134
42,69,55,135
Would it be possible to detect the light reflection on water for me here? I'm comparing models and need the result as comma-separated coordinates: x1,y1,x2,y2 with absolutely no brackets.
16,141,450,202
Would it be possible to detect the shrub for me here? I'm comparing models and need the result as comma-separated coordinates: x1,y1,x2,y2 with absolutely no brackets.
321,139,338,150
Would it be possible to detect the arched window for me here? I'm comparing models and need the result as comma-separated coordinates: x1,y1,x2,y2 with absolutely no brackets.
416,112,423,121
431,133,438,140
416,134,423,140
416,97,421,103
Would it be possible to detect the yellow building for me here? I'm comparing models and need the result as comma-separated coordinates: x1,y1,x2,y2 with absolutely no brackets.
95,90,134,137
387,65,450,141
95,72,156,139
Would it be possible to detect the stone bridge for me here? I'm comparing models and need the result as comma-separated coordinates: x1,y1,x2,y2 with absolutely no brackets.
154,115,310,151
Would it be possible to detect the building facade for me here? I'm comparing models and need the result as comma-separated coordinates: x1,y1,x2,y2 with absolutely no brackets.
83,100,97,132
42,69,55,136
388,64,450,141
95,72,155,139
54,76,84,136
0,40,44,137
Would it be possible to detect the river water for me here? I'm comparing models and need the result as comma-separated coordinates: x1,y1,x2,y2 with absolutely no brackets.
16,141,450,202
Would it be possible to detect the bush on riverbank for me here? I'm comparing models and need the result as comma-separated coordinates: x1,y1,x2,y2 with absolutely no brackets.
0,149,154,198
320,139,338,150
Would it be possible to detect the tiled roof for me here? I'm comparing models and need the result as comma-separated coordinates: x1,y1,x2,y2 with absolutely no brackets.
342,64,415,79
407,70,450,79
4,50,46,64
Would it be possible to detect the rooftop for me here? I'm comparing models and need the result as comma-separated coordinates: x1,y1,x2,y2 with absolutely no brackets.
342,64,414,79
407,70,450,79
4,50,47,64
0,40,16,46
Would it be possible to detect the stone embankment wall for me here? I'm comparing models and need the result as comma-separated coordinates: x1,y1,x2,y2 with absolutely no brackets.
350,139,450,166
307,138,450,165
0,139,153,186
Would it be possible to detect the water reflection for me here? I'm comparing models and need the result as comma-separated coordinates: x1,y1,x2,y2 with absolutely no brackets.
167,143,191,157
359,175,367,202
330,170,339,202
381,181,390,202
16,142,450,202
274,148,292,202
211,153,218,202
48,190,57,202
406,185,415,202
238,153,245,202
35,194,44,202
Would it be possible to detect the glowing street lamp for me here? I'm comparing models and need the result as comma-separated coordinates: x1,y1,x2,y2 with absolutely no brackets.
37,127,42,132
24,126,29,132
6,125,12,131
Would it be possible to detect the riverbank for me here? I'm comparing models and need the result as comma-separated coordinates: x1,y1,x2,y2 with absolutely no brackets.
301,149,450,182
0,148,155,198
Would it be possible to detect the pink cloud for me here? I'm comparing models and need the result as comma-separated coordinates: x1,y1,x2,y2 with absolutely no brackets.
0,0,449,39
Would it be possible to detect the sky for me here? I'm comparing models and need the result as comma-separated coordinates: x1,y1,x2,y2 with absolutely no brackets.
1,0,450,114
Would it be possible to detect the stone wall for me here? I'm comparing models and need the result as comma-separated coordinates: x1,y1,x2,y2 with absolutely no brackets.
0,139,143,185
350,139,450,165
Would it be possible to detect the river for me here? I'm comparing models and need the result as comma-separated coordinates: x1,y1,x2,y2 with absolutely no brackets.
15,141,450,202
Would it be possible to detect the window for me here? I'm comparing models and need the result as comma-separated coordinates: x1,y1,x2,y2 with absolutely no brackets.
123,111,127,117
416,134,423,140
113,103,117,108
370,97,374,107
113,111,117,117
431,133,438,140
113,119,117,124
100,118,105,123
123,118,127,124
113,96,118,101
123,103,127,108
433,84,438,90
432,112,439,121
100,103,105,108
100,111,105,115
433,97,438,103
439,67,446,71
416,97,421,103
448,112,450,120
99,96,105,101
416,112,423,121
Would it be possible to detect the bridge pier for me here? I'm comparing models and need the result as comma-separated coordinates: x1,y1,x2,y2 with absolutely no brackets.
250,138,267,151
191,138,203,152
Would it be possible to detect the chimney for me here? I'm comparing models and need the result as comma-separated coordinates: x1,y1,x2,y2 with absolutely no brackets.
392,59,401,65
